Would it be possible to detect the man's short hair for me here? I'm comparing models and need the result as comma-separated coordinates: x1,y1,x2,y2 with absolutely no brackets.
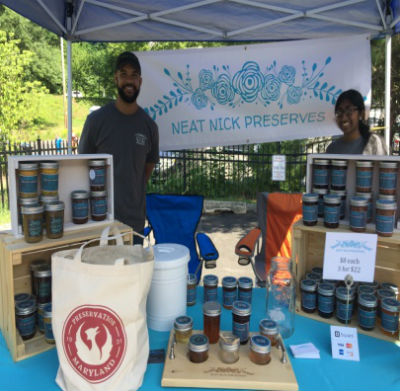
115,52,141,74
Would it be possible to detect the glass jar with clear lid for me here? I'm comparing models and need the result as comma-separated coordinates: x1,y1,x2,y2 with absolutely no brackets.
218,332,240,364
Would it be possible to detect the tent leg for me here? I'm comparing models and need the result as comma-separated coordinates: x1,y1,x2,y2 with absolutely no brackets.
385,34,391,152
67,40,72,154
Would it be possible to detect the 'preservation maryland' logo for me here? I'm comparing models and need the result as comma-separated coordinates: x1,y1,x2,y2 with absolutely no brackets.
62,305,126,383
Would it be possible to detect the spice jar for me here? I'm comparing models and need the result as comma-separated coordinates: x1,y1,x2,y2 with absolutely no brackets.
174,315,193,343
18,162,39,198
15,299,37,340
30,259,48,296
313,187,328,218
89,159,107,191
232,300,251,344
330,160,347,190
203,301,221,344
18,197,39,229
376,200,397,237
335,286,355,324
21,204,44,243
71,190,89,224
355,192,373,223
329,190,346,220
90,190,107,221
380,298,400,336
43,303,54,344
350,196,368,232
380,282,399,300
222,276,237,309
356,161,374,193
34,265,52,304
301,279,317,313
219,332,240,364
238,276,253,304
379,161,398,195
312,159,330,189
358,293,377,331
302,193,319,226
203,274,218,303
323,194,341,228
187,273,197,306
249,335,271,365
40,161,59,196
317,282,335,318
45,201,64,239
188,334,209,363
259,319,279,346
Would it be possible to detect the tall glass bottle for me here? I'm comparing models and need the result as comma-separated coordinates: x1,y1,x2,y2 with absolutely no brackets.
266,256,296,338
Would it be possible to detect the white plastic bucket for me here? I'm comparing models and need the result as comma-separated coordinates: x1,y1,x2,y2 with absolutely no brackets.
147,243,190,331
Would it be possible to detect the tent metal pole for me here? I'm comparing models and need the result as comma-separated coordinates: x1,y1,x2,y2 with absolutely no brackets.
67,40,72,154
385,34,391,152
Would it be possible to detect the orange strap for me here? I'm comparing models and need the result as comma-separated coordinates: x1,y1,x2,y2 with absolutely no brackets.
235,227,261,257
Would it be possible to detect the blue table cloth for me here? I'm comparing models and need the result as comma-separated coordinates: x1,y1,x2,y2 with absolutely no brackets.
1,287,400,391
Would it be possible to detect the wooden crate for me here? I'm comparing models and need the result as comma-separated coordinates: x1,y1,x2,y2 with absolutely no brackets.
0,221,132,362
292,221,400,342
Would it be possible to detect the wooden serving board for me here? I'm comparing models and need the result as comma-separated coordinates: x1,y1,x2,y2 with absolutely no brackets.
162,331,298,390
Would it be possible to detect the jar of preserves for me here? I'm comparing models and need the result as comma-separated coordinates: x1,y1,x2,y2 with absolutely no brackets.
39,161,59,196
350,196,368,232
18,162,39,198
358,293,377,331
355,192,373,223
174,315,193,343
21,204,44,243
232,300,251,344
330,160,347,190
335,286,355,324
188,334,209,363
237,276,253,304
203,274,218,303
302,193,318,226
323,194,341,228
378,194,397,227
380,282,399,300
43,303,55,344
356,160,373,193
313,187,328,218
249,335,271,365
187,273,197,306
89,159,107,191
18,197,39,229
218,332,240,364
380,298,400,336
300,279,317,313
90,190,107,221
379,161,398,195
376,199,397,237
37,302,49,333
318,282,335,318
222,276,237,309
30,259,48,296
45,201,65,239
15,299,37,340
203,301,221,344
377,288,396,318
259,319,279,346
312,159,330,189
34,265,52,304
329,189,346,220
71,190,89,224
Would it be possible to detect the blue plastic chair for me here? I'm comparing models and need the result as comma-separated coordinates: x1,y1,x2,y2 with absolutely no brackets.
146,194,218,282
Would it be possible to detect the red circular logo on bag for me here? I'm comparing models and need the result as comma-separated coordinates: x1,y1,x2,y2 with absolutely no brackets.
62,305,126,383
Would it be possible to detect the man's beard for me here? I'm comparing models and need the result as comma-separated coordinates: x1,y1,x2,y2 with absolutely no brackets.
118,85,140,103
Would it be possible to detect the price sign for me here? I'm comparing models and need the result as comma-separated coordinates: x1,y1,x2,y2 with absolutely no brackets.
272,155,286,181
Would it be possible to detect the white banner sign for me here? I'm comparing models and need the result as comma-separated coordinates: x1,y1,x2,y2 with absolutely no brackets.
138,35,371,151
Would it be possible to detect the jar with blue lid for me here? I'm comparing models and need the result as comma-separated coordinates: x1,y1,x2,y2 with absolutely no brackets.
232,300,251,344
313,159,330,189
306,272,322,283
203,274,218,303
330,160,347,190
188,333,209,363
15,299,37,340
313,187,328,218
14,293,34,306
380,282,399,300
43,303,54,344
238,276,253,304
355,192,373,223
323,194,341,229
187,273,197,306
249,335,271,365
174,315,193,343
335,286,355,324
71,190,89,224
362,280,379,291
379,161,398,195
380,298,400,336
318,282,335,318
222,276,237,309
376,199,397,237
358,293,377,331
358,285,376,295
329,189,346,220
302,193,318,226
311,266,323,275
350,196,368,232
259,319,279,346
300,279,317,313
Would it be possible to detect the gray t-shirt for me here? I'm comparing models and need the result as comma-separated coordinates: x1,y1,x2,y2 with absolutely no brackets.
325,136,366,154
78,102,159,231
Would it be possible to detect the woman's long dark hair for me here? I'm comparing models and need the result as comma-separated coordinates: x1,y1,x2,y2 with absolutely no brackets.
335,89,371,141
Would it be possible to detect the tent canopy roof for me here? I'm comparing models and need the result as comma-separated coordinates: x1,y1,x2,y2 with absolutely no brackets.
1,0,398,42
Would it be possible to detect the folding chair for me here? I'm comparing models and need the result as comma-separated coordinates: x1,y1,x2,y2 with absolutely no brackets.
146,194,219,282
235,192,302,287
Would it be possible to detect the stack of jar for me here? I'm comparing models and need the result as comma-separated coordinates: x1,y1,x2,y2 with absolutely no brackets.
14,259,54,344
300,267,400,337
18,161,65,243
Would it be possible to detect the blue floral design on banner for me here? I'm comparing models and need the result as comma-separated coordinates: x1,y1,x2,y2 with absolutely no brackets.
144,56,343,119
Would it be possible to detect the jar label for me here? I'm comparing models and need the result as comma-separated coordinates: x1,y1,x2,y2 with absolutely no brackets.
358,308,376,329
238,289,252,304
49,216,63,234
318,294,334,313
72,200,89,218
331,169,346,187
91,198,107,215
223,289,237,306
232,320,249,343
41,174,58,192
356,170,372,188
28,218,42,238
336,301,353,321
204,287,217,302
19,175,38,194
90,168,106,186
379,171,398,190
381,311,399,333
16,314,36,337
303,204,318,222
313,168,329,186
324,205,340,224
38,280,51,300
187,287,196,304
350,209,366,229
376,214,395,234
301,291,316,310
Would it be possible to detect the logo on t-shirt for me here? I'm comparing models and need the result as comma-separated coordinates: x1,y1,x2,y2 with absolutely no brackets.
136,133,147,146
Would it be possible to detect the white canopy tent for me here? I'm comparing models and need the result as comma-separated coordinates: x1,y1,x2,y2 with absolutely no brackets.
1,0,399,151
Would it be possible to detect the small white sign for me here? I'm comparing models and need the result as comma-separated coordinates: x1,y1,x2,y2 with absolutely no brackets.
330,326,360,361
323,232,377,282
272,155,286,181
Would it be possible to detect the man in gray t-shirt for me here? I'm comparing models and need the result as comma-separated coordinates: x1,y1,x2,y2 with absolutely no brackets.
78,52,159,239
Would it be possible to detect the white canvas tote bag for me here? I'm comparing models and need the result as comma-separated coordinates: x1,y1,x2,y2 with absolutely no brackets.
52,227,154,391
